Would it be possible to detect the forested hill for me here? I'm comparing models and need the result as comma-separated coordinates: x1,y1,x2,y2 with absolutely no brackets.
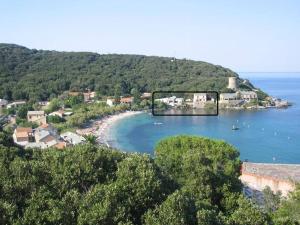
0,43,250,101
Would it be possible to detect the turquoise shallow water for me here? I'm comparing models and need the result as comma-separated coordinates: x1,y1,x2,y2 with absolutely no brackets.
109,73,300,163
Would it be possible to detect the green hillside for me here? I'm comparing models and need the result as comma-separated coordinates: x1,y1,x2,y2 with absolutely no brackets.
0,44,253,101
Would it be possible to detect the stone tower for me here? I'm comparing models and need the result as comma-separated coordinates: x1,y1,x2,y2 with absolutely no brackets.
227,77,237,90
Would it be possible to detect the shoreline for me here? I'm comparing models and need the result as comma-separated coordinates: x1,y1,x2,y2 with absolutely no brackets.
76,111,144,147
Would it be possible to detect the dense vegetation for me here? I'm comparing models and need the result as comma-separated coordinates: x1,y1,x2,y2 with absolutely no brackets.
0,44,260,102
0,133,299,225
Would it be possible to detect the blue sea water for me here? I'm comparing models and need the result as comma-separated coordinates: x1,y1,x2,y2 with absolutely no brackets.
109,73,300,163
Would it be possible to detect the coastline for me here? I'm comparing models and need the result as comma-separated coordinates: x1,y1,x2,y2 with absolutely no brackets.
76,111,144,147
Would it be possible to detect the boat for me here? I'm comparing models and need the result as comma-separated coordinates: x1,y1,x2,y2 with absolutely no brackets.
154,122,163,125
232,125,239,130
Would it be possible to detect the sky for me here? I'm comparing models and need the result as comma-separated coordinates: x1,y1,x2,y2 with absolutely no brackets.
1,0,300,72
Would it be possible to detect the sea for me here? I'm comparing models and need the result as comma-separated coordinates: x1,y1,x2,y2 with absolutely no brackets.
109,73,300,164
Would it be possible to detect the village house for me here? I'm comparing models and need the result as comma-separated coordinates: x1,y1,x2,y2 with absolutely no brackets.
49,109,65,118
192,93,217,108
13,123,67,150
120,96,134,104
219,93,244,106
61,132,86,145
220,77,259,107
27,111,47,125
38,101,50,107
106,98,115,107
193,93,207,108
35,124,59,143
83,91,96,102
219,93,238,103
0,99,8,108
156,96,183,107
13,127,34,146
239,91,258,102
6,100,26,109
141,92,152,99
83,93,90,102
33,126,59,149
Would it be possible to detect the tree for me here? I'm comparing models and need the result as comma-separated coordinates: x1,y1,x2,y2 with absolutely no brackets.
227,195,269,225
64,95,83,108
143,190,197,225
0,200,17,225
114,154,173,224
0,135,287,225
262,186,281,213
130,88,141,104
154,135,242,206
17,104,33,119
273,185,300,224
21,187,62,225
84,134,97,144
47,115,65,123
47,98,61,112
0,131,14,147
78,184,129,225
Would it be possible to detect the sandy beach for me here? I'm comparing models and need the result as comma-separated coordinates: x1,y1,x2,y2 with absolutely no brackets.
76,111,143,147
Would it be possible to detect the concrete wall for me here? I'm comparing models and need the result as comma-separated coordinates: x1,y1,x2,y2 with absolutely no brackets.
240,172,296,197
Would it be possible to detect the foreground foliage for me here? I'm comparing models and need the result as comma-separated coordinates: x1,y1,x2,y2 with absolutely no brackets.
0,135,299,224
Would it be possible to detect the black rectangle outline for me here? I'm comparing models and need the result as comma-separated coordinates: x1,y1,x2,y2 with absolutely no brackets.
152,91,219,116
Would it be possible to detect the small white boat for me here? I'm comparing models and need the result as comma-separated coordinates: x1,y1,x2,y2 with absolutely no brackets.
154,122,163,125
232,125,239,130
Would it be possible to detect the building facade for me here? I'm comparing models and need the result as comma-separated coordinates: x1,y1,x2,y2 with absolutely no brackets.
27,111,47,125
13,127,34,146
240,162,300,197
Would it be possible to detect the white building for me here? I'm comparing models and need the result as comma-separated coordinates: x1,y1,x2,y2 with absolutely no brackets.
193,93,207,108
13,127,34,146
141,92,152,99
219,93,244,106
156,96,183,107
106,98,115,107
27,111,47,125
6,101,26,109
219,93,238,102
61,132,86,145
34,124,59,146
0,99,8,108
239,91,257,102
49,110,64,118
38,101,50,106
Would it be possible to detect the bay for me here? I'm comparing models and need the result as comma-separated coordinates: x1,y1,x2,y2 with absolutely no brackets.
109,73,300,163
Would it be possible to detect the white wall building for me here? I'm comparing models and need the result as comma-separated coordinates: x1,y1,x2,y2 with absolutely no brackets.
156,96,183,107
240,91,257,102
106,98,115,107
193,93,207,108
0,99,8,108
61,132,86,145
6,101,26,109
219,93,238,102
27,111,47,125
